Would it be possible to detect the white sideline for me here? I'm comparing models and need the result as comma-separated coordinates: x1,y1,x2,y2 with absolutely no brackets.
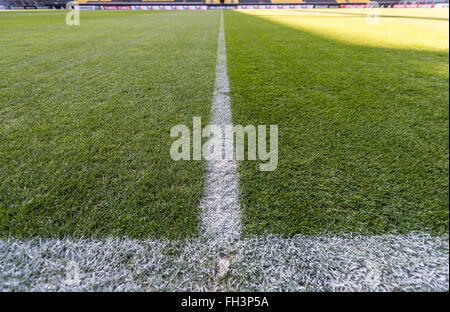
0,233,448,291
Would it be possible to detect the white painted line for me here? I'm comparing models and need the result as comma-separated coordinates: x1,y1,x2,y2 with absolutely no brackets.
0,11,448,293
0,233,447,291
199,10,241,248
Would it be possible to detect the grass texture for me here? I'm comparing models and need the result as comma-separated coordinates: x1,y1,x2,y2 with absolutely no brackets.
0,11,219,238
226,9,449,236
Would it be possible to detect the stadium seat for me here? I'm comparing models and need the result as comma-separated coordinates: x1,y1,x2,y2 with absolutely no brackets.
270,0,304,3
239,0,271,4
334,0,370,2
206,0,239,4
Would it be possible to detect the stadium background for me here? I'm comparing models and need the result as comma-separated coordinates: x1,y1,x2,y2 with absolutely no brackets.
0,0,448,10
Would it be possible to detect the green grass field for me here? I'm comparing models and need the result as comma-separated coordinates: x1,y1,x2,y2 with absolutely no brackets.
0,11,219,238
0,9,448,239
228,9,449,236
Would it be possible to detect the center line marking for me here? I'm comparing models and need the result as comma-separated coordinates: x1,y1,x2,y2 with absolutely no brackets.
200,10,241,248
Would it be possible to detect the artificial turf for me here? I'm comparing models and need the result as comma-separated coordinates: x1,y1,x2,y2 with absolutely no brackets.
0,11,219,238
225,9,449,236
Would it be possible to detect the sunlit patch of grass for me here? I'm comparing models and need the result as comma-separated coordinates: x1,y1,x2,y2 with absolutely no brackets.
239,9,449,51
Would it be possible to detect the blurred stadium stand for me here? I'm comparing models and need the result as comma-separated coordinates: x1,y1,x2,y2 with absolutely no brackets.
1,0,448,8
2,0,69,8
